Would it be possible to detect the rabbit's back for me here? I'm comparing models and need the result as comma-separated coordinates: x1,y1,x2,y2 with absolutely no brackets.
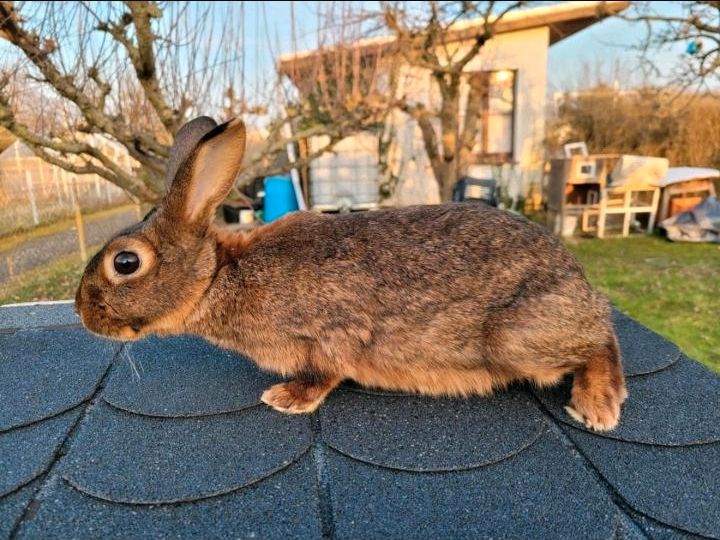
242,203,585,308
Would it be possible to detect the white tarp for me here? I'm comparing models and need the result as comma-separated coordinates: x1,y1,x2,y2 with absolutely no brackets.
610,155,669,187
661,196,720,243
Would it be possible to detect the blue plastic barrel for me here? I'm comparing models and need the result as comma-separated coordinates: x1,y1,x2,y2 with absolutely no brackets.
263,175,298,222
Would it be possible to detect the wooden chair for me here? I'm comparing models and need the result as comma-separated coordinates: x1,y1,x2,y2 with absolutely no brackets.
580,155,665,238
581,184,661,238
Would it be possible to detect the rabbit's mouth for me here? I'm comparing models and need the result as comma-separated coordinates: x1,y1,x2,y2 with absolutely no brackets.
79,313,144,342
114,325,144,341
75,297,146,342
107,320,145,341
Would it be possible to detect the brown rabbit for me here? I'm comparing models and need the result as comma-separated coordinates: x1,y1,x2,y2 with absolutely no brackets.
76,117,627,431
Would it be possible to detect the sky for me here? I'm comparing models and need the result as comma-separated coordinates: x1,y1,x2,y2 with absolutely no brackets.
546,2,686,92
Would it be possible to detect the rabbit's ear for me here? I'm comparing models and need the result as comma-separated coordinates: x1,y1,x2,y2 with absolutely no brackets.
165,118,246,227
165,116,218,189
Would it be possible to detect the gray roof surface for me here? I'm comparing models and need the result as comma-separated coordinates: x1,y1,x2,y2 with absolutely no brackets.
0,302,718,539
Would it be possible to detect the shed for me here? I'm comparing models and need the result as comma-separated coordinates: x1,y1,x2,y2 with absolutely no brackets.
656,167,719,222
279,1,630,210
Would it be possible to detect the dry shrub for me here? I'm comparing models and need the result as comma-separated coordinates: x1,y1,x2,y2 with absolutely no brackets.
548,85,720,169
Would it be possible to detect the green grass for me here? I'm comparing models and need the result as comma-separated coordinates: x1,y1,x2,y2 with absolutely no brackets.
566,235,720,373
0,245,100,306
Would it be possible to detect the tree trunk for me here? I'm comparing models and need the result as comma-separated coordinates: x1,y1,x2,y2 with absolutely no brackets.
432,160,456,201
436,75,461,201
458,72,485,179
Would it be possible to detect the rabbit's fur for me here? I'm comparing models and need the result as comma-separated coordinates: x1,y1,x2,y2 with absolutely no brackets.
76,117,627,431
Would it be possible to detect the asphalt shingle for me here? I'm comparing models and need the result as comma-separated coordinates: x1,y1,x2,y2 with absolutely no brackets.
612,310,680,376
1,302,718,539
0,302,79,331
563,424,720,538
60,401,312,504
102,335,279,417
15,460,323,540
322,430,621,540
0,328,117,431
627,509,707,540
0,480,40,539
320,386,545,471
0,409,80,496
616,513,653,540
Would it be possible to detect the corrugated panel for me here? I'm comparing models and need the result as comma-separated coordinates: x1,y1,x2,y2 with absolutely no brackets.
309,132,380,210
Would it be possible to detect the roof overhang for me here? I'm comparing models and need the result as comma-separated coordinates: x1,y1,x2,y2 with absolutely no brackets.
279,1,629,79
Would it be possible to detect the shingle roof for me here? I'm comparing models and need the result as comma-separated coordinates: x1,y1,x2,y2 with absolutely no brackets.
1,302,718,539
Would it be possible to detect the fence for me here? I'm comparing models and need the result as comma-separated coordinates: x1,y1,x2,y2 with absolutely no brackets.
0,143,133,236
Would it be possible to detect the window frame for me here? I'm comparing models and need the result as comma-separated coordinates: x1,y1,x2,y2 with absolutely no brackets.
470,69,518,165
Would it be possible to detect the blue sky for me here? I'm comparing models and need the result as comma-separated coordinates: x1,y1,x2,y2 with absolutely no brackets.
547,2,685,92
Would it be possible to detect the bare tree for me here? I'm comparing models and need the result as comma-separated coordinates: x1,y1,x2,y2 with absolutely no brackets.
276,1,406,200
623,1,720,92
1,1,403,204
0,1,205,202
278,1,529,202
1,2,246,202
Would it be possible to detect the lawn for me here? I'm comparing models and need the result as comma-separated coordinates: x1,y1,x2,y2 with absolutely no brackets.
566,235,720,373
1,230,717,373
0,245,99,306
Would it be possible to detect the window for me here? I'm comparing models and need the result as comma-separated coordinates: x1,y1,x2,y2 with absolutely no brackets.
469,70,516,164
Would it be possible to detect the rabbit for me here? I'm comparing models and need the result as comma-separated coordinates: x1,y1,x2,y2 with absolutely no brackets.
75,116,627,431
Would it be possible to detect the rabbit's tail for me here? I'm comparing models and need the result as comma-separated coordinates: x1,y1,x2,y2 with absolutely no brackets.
565,334,627,431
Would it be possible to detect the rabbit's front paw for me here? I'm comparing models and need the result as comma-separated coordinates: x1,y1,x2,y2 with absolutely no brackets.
261,377,340,415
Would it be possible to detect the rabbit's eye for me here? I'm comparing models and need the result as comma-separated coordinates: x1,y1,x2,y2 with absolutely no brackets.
113,251,140,275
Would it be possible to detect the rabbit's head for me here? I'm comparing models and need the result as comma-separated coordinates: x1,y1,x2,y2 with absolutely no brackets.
75,117,246,340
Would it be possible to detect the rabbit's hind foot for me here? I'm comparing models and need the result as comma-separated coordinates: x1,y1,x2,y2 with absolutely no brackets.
566,337,627,432
261,375,341,414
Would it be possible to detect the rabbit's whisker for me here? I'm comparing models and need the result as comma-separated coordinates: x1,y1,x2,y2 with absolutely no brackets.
123,345,144,381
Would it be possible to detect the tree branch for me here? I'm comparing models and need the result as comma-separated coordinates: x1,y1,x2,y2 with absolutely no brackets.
0,86,162,201
394,98,444,180
96,1,180,134
0,1,169,160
